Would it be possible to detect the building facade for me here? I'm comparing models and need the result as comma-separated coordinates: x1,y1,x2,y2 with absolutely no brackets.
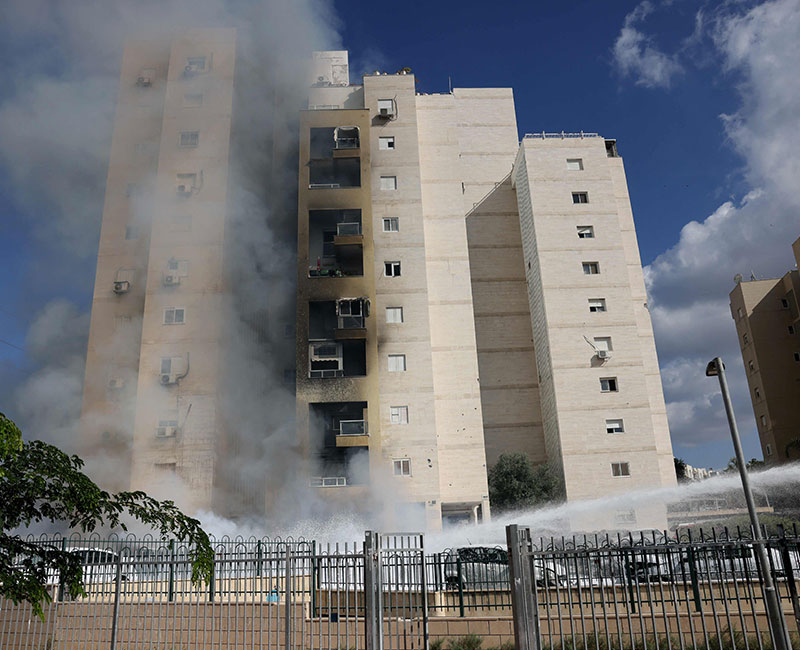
729,236,800,465
81,39,676,529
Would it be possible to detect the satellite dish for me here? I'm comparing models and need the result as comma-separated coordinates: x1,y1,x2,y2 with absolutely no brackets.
734,273,743,284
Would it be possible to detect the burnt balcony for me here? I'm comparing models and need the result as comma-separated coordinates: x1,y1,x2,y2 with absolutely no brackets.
308,126,361,187
310,298,369,341
308,209,363,277
309,402,369,486
308,339,366,378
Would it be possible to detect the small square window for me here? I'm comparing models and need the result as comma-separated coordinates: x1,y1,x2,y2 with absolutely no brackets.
183,93,203,107
600,377,618,392
754,387,761,399
766,443,773,456
393,458,411,476
606,419,624,434
163,308,185,325
760,415,767,427
588,298,607,313
743,333,749,345
186,56,206,71
383,217,399,232
737,307,743,319
388,354,406,372
583,262,600,275
780,298,789,309
566,159,584,171
179,131,199,147
794,352,800,362
125,226,138,240
572,192,589,204
749,360,755,372
386,307,404,323
379,136,396,150
611,462,630,477
577,226,594,239
789,325,795,335
390,406,409,424
380,176,398,191
384,261,401,277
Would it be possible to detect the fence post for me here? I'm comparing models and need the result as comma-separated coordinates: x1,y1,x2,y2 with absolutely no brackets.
507,524,540,650
167,539,175,602
778,534,800,633
420,535,430,650
109,557,123,650
56,538,66,602
284,546,292,650
456,557,465,617
364,531,383,650
256,539,263,578
687,547,702,613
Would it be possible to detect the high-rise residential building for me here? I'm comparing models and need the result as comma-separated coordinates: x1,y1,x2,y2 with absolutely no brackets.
729,236,800,465
81,37,676,530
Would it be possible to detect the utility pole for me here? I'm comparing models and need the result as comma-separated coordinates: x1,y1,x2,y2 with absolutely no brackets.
706,357,790,650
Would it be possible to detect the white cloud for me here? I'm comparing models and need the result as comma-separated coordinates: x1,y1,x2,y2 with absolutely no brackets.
613,1,684,88
643,0,800,457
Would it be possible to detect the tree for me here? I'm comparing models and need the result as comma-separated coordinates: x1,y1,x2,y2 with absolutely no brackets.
488,453,558,514
674,457,689,483
724,456,765,473
0,412,213,617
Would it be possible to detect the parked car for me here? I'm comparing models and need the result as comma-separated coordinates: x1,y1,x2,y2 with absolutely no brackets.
443,545,568,590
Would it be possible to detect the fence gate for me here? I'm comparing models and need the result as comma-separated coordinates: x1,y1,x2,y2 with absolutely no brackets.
507,524,799,650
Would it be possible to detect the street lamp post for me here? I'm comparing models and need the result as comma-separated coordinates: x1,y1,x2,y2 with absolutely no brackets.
705,357,790,650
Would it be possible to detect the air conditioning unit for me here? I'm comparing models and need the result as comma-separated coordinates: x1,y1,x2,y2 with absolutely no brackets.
113,280,131,294
107,378,125,390
379,107,394,118
136,76,152,87
163,274,181,287
184,65,196,75
161,373,177,385
597,350,612,360
155,426,178,438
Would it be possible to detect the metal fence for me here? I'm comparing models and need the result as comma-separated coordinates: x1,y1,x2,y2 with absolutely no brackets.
507,525,800,650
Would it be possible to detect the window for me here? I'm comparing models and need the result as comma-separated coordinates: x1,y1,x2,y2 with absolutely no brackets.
176,173,197,195
383,217,399,232
155,462,177,474
588,298,607,313
781,298,789,309
794,352,800,362
183,93,203,107
384,261,401,277
743,333,749,345
754,387,761,399
179,131,199,147
606,419,624,434
186,56,206,71
390,406,409,424
379,136,395,150
386,307,404,323
125,226,138,240
393,458,411,476
388,354,407,372
766,444,773,456
614,510,637,525
760,415,767,427
789,325,796,335
594,337,613,352
737,307,743,319
583,262,600,275
749,360,755,372
577,226,595,239
380,176,397,191
611,462,630,477
566,158,584,171
163,308,185,324
600,377,618,392
572,192,589,204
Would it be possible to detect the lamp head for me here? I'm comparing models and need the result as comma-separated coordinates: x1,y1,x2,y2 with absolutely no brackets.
706,358,725,377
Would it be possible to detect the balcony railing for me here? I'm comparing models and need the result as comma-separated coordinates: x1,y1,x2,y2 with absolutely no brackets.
338,419,367,436
334,138,359,150
337,222,361,235
311,476,347,487
337,315,365,329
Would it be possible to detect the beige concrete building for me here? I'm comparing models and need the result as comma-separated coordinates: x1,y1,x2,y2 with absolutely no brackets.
82,38,676,529
729,236,800,465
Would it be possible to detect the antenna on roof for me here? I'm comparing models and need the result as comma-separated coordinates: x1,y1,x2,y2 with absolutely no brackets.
750,270,758,281
448,75,452,94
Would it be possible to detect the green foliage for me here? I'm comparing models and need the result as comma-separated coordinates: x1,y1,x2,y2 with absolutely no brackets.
449,634,484,650
430,639,447,650
725,456,764,473
0,412,213,618
488,453,558,514
673,457,688,482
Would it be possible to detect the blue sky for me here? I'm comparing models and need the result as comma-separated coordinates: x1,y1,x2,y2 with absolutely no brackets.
1,0,798,471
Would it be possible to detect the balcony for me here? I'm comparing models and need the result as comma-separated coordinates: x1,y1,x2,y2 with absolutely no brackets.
308,339,366,378
308,126,361,186
309,402,369,486
310,299,369,342
308,209,363,277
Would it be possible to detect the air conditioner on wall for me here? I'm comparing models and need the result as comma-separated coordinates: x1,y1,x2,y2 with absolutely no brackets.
156,426,178,438
113,280,131,294
136,77,152,87
163,274,180,287
161,373,177,385
597,350,612,360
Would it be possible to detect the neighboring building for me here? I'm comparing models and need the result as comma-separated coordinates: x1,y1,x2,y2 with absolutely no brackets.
682,463,716,481
729,237,800,465
81,38,677,530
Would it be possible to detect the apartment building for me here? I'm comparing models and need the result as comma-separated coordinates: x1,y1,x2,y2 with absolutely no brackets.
81,36,676,529
729,237,800,465
297,52,675,530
